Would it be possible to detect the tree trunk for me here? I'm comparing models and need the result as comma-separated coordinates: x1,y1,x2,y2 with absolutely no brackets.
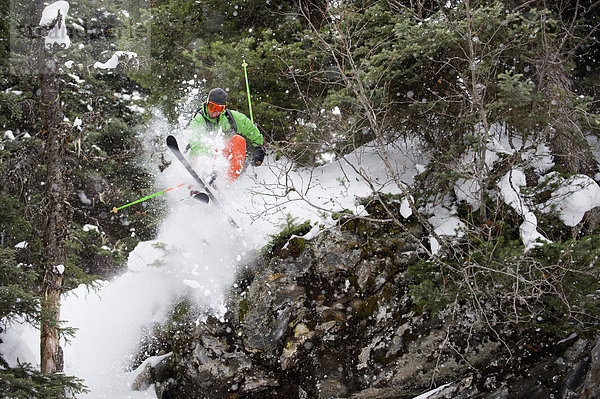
39,53,69,374
536,36,597,175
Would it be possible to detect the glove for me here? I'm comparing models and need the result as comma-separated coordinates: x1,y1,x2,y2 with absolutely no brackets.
252,145,266,166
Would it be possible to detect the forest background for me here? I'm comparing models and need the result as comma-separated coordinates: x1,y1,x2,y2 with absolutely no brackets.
0,0,599,395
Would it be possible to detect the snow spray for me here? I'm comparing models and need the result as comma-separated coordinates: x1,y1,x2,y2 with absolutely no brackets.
60,114,250,398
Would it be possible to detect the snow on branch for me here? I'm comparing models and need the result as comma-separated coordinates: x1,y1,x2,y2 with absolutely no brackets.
39,1,71,50
93,51,138,70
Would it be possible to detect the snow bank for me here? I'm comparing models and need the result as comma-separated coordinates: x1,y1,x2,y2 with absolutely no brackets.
61,198,246,397
0,321,38,367
233,136,426,239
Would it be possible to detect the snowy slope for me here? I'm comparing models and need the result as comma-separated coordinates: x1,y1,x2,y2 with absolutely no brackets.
2,128,599,398
69,136,426,397
232,136,425,241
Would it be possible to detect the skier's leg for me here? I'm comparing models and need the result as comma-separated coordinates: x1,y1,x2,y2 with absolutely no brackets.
223,134,247,182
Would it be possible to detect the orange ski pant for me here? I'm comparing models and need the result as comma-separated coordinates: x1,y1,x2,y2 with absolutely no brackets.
223,134,246,182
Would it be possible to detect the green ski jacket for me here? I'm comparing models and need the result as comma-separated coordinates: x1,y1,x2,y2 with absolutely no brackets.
189,103,263,156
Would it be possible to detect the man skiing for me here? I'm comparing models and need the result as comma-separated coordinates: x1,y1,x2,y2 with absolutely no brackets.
188,87,265,183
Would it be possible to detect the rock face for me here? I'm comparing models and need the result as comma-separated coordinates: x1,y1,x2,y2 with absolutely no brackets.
141,216,600,399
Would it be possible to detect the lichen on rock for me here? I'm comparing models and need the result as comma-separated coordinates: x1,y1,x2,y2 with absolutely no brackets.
134,207,600,399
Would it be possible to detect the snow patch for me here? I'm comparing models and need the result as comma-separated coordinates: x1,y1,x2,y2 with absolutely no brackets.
498,169,528,216
455,129,554,211
67,73,85,85
498,169,550,250
454,177,481,210
303,224,322,240
400,196,413,218
126,240,165,272
4,130,15,140
14,241,28,249
520,212,550,250
412,382,453,399
82,224,99,233
129,352,172,385
426,204,465,255
543,174,600,226
78,191,92,205
0,321,38,367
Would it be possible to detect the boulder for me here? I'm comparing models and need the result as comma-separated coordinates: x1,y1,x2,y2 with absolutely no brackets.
139,217,600,399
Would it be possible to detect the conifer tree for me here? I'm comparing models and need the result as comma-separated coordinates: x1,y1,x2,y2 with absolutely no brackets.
37,17,68,374
134,0,325,145
1,0,155,393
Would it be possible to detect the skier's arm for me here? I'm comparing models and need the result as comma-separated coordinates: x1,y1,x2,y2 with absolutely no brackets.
230,110,265,165
230,110,263,148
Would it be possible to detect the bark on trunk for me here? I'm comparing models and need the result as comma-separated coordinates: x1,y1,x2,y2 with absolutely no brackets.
39,54,69,374
536,41,597,175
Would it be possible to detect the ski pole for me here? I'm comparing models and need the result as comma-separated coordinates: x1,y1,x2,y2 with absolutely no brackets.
242,59,260,177
110,183,186,213
242,59,254,123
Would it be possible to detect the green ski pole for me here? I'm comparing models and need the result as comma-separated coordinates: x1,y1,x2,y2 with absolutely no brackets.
242,59,254,123
111,183,186,213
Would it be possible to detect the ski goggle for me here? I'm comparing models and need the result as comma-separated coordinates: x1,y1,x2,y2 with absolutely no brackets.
207,101,226,114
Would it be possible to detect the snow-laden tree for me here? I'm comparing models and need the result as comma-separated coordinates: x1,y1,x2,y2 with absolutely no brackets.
1,0,155,393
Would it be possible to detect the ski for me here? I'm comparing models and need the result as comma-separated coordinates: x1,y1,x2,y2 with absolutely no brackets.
166,135,240,228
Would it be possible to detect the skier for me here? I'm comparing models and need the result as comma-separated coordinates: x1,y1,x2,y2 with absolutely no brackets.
188,87,265,183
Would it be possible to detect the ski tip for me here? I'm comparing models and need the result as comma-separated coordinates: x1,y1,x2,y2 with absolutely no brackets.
193,192,210,204
166,135,178,149
229,218,241,229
